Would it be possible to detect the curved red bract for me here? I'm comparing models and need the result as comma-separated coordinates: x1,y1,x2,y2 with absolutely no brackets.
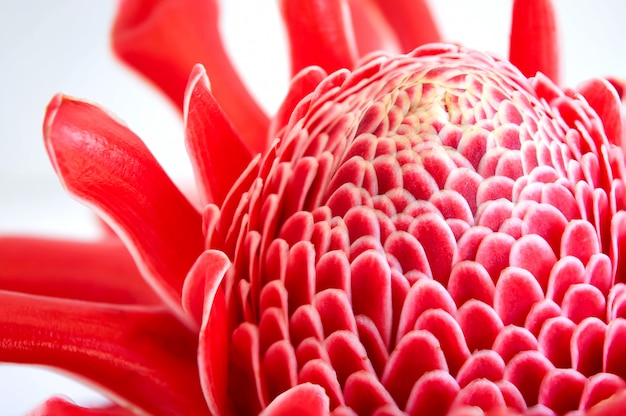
2,1,626,415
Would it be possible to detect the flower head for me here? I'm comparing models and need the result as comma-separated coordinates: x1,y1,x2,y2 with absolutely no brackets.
3,0,626,415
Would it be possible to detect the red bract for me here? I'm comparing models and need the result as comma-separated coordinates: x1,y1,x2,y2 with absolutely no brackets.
3,0,626,415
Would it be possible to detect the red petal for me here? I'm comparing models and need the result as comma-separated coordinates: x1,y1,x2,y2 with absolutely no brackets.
344,371,397,415
494,267,545,326
509,0,560,84
271,66,327,139
112,0,268,151
350,250,392,347
44,95,204,327
280,0,358,76
405,371,459,416
28,397,133,416
370,0,441,53
184,64,253,206
261,383,330,416
537,368,586,414
345,0,401,57
381,330,448,410
577,78,624,148
0,236,159,305
0,291,207,415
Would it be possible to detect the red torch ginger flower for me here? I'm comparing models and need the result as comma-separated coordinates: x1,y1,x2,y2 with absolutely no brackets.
3,0,626,415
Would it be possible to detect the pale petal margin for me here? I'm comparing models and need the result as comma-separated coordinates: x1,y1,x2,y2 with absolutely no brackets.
43,94,204,329
184,64,254,206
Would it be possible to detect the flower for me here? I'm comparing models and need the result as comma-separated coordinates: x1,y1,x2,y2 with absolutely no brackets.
3,0,626,415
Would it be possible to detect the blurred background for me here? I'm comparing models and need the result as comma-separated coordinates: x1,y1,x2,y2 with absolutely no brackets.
0,0,625,414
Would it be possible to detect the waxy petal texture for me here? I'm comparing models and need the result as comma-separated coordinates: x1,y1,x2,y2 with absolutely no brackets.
0,236,160,304
44,95,204,327
0,291,208,416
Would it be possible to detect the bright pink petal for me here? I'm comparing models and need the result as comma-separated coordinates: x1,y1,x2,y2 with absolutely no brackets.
261,383,330,416
370,0,441,53
509,0,560,84
0,236,160,304
280,0,358,76
43,94,204,328
112,0,269,151
184,64,253,206
577,77,624,148
28,397,133,416
0,291,208,416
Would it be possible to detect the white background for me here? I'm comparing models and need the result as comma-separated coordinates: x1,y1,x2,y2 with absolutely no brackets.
1,1,625,414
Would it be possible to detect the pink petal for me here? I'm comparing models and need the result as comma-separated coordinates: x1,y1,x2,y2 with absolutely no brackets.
280,0,358,76
183,64,253,206
261,383,330,416
229,323,268,414
370,0,441,53
299,359,345,410
28,397,133,416
447,260,495,307
537,368,586,415
414,309,471,377
381,330,448,410
344,371,397,415
263,340,299,401
456,350,506,388
350,250,392,346
449,379,507,413
325,330,377,387
494,267,545,326
603,318,626,381
505,350,555,407
509,234,557,292
396,279,457,342
493,325,538,363
271,67,327,139
314,288,358,336
407,212,456,285
579,373,626,410
43,94,204,327
572,318,606,379
404,371,459,416
537,316,575,369
112,0,268,151
577,78,624,148
457,300,504,352
0,236,159,305
509,0,560,83
0,291,208,415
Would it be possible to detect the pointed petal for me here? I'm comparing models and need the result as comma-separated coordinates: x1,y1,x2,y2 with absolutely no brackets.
28,397,133,416
0,291,208,416
577,78,624,147
194,251,235,415
112,0,269,150
509,0,560,84
184,64,254,206
43,94,204,328
280,0,358,76
346,0,401,57
370,0,441,53
0,236,160,305
270,66,327,139
261,383,330,416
